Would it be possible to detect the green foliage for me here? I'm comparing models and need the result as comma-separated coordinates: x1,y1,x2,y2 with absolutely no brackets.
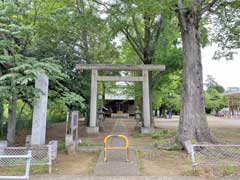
79,142,102,147
152,73,182,113
57,140,66,153
48,97,67,117
60,92,86,112
151,130,176,140
205,75,225,93
204,75,226,113
0,1,71,107
209,0,240,60
130,131,145,138
0,1,89,138
205,89,226,113
0,99,67,130
169,143,181,151
28,0,118,114
47,115,66,124
0,55,67,100
130,129,176,140
103,0,182,112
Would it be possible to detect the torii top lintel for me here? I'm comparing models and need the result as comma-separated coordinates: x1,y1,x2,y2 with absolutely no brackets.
75,64,165,71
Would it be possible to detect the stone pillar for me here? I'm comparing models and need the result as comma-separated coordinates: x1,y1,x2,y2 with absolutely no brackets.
0,141,7,154
141,70,153,133
25,135,31,147
31,74,49,145
49,140,58,160
86,70,99,134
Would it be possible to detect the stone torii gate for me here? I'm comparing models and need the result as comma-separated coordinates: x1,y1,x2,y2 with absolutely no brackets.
75,64,165,134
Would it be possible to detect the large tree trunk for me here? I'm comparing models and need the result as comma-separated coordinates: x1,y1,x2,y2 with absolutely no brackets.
0,99,3,135
3,45,17,145
0,69,2,134
148,71,154,126
176,11,216,147
7,97,17,145
77,0,90,63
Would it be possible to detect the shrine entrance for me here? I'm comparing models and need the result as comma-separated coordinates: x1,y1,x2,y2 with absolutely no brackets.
75,64,165,134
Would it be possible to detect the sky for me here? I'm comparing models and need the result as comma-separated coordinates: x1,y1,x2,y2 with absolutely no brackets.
202,45,240,89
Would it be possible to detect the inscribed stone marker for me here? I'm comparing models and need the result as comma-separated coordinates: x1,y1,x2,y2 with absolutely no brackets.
31,74,49,146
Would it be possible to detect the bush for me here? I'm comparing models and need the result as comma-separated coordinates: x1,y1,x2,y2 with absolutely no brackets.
47,114,66,124
16,119,32,129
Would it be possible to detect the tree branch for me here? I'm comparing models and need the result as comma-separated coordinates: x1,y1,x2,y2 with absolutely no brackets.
177,0,188,31
153,16,163,50
143,14,152,64
114,16,144,61
121,28,144,62
132,15,144,52
91,0,116,9
200,0,219,15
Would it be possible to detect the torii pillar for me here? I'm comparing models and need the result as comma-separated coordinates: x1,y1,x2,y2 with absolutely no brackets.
141,70,152,133
86,70,99,134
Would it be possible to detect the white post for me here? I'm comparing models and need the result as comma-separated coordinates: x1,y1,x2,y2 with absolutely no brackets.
31,74,49,145
86,70,99,134
24,150,32,179
191,144,196,166
141,70,152,133
0,151,32,180
49,140,58,161
48,145,52,174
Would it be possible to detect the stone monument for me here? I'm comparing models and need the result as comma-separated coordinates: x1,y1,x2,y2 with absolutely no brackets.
31,74,49,146
65,111,80,153
97,108,105,132
135,107,142,130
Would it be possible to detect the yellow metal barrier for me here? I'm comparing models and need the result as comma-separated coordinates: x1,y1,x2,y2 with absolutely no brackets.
103,134,129,162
